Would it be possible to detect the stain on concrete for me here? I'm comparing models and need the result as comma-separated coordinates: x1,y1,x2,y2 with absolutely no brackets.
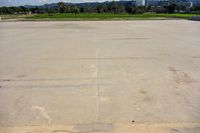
140,90,147,94
74,123,114,133
171,128,179,132
174,92,181,96
1,79,11,82
27,131,43,133
108,37,149,40
191,56,200,59
168,67,194,85
17,74,26,78
31,106,52,125
171,127,200,133
143,97,152,102
52,130,78,133
53,23,95,30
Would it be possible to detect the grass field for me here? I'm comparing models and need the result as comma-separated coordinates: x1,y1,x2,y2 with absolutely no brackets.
1,13,200,21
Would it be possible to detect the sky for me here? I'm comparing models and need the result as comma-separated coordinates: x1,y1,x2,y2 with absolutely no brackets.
0,0,115,6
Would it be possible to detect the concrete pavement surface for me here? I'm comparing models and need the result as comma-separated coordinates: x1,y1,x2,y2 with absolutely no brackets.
0,20,200,132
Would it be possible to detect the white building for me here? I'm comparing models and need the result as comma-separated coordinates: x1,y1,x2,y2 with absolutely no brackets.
119,0,147,6
136,0,145,6
136,0,147,6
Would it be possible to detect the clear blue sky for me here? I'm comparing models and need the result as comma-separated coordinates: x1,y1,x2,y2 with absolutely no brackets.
0,0,114,6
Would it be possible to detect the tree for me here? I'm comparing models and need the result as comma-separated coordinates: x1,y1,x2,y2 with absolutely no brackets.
96,5,104,13
167,3,177,13
57,2,67,13
71,5,79,14
108,1,124,13
125,6,137,14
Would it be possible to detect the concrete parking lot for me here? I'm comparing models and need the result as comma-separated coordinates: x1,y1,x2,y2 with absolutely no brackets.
0,20,200,133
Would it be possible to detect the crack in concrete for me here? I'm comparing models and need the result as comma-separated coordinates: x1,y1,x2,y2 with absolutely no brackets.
41,57,157,60
94,29,101,123
0,77,107,82
0,83,110,89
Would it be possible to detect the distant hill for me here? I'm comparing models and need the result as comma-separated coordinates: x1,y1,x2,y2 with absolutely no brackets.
23,0,200,9
24,1,136,8
1,0,200,15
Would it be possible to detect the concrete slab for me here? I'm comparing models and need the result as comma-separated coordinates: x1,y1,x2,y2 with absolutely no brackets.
0,20,200,132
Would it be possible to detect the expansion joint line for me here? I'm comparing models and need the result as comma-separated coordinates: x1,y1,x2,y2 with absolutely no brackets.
94,29,101,123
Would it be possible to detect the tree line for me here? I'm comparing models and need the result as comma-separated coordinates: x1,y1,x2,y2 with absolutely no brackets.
0,1,200,15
